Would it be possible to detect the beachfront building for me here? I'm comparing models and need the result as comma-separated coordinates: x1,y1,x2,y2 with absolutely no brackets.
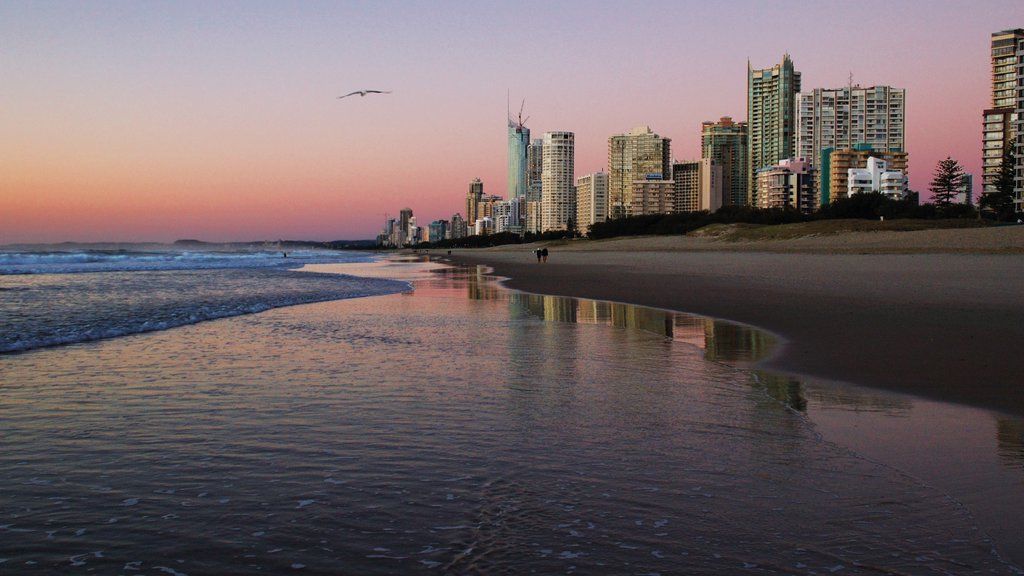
474,217,494,236
983,29,1023,204
672,159,724,213
525,138,545,234
1017,31,1024,210
631,179,675,216
507,112,530,231
465,178,484,225
491,200,520,234
827,146,909,202
797,85,906,205
755,158,816,213
507,115,530,201
848,157,909,199
748,54,801,203
449,213,468,239
575,172,608,236
541,131,575,232
701,117,748,206
608,126,672,219
957,173,976,206
427,220,449,243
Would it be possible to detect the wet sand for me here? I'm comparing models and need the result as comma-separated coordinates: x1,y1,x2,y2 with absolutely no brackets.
444,226,1024,417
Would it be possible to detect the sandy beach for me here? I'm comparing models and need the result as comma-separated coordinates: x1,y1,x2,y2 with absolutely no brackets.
446,224,1024,417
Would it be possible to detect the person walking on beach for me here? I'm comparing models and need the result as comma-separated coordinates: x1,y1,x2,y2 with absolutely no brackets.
535,248,542,263
541,247,548,263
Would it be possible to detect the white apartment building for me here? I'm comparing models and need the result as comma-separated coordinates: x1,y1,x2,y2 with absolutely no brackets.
575,172,608,235
847,157,908,199
541,131,575,232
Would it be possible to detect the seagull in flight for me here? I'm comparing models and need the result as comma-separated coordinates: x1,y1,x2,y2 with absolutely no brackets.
338,90,392,99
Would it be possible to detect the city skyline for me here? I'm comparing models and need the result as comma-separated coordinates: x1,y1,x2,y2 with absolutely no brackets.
2,1,1021,244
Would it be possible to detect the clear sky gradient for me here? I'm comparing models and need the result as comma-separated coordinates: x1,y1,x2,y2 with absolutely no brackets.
3,1,1022,243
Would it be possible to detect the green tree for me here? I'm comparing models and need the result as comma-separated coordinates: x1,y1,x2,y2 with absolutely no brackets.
981,145,1016,220
929,156,965,211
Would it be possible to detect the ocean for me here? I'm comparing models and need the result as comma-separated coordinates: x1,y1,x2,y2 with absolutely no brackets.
1,247,1022,574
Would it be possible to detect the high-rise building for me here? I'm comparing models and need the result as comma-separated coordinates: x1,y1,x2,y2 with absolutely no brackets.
1015,31,1024,210
755,158,816,213
701,117,748,206
575,172,608,236
525,138,545,234
398,207,414,247
607,126,672,219
748,54,801,202
673,161,701,213
984,29,1023,202
507,116,530,201
541,131,575,232
450,213,468,239
673,160,724,213
797,85,905,205
465,178,483,227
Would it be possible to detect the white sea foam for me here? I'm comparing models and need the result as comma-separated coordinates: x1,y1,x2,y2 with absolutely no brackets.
0,249,407,353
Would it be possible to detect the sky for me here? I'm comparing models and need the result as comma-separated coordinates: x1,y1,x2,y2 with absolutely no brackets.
2,0,1022,244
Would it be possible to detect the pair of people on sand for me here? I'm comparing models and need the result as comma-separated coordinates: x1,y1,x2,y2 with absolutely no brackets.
534,247,548,263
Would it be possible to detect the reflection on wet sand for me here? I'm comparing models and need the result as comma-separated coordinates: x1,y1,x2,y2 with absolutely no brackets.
453,261,776,366
998,418,1024,468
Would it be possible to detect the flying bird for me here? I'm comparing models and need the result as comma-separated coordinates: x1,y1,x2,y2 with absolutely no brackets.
338,90,392,99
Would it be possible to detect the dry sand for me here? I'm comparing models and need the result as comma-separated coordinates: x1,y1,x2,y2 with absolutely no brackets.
444,225,1024,416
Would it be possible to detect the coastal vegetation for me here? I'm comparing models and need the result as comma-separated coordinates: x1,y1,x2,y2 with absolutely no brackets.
424,191,999,249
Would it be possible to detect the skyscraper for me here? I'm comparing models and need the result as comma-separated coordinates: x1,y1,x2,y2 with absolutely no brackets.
465,178,483,226
984,30,1022,198
748,54,801,204
525,138,544,233
575,172,608,236
507,114,530,200
607,126,672,219
1016,30,1024,210
541,131,575,232
701,117,748,206
797,85,905,205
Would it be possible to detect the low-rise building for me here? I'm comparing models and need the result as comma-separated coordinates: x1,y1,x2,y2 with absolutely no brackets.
848,157,909,199
755,158,816,213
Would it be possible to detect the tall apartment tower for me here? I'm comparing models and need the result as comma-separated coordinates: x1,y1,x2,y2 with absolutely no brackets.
797,85,906,205
541,131,575,232
748,54,801,204
985,29,1024,210
525,138,545,234
507,115,530,200
1016,30,1024,210
607,126,672,219
465,178,484,226
701,117,748,206
575,172,608,235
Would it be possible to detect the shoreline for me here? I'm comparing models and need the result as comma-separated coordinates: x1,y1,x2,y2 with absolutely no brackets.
442,227,1024,417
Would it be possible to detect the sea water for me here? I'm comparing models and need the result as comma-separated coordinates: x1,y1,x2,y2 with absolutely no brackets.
0,245,408,353
1,251,1022,574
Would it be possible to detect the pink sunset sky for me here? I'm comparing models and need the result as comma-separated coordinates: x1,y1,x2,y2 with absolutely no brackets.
2,0,1022,244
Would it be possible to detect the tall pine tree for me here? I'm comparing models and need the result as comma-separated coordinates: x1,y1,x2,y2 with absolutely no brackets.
929,156,965,211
